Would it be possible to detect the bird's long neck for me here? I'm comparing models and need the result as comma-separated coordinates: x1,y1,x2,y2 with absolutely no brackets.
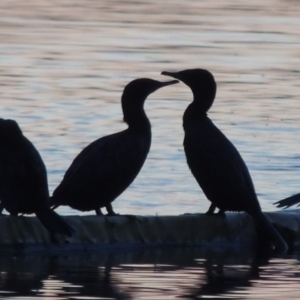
183,101,208,125
183,92,214,124
122,96,151,133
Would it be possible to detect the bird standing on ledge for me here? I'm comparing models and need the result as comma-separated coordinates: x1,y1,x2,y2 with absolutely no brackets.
51,78,178,216
0,119,74,236
162,68,287,252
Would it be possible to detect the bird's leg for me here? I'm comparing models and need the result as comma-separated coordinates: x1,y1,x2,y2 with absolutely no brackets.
0,202,4,215
205,203,217,215
106,204,118,216
95,208,104,216
51,205,59,211
205,204,226,217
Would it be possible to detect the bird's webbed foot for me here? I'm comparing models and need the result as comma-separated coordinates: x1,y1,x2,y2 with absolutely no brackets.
205,203,217,215
205,204,226,218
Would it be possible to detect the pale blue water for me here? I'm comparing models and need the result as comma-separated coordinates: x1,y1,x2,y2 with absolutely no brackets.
1,0,300,216
0,0,300,298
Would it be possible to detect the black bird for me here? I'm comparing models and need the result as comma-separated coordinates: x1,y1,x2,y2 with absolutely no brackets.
274,193,300,209
50,78,178,215
0,119,74,236
161,68,287,252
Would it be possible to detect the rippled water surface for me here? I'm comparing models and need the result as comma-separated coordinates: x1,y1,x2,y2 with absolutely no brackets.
1,248,300,299
1,0,300,216
1,0,300,298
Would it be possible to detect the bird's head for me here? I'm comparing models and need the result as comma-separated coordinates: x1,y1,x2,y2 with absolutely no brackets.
122,78,178,125
161,68,217,113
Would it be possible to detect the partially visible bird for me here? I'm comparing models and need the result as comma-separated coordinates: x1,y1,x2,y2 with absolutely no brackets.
0,119,74,236
161,68,287,252
274,193,300,209
50,78,178,215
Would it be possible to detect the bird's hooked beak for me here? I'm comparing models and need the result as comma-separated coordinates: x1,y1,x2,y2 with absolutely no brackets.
157,79,179,89
161,71,180,80
150,79,179,94
147,79,178,96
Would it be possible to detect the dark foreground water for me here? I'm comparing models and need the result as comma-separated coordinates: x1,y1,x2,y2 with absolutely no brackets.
1,0,300,298
1,247,300,300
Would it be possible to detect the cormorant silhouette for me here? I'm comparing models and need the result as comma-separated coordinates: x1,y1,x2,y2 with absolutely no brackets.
161,68,287,252
50,78,178,215
0,119,74,236
274,193,300,209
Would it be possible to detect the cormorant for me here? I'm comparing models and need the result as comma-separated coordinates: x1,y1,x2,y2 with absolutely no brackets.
0,119,74,236
161,68,287,252
274,193,300,208
50,78,178,215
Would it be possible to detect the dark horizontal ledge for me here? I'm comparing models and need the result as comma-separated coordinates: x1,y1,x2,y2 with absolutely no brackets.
0,210,299,253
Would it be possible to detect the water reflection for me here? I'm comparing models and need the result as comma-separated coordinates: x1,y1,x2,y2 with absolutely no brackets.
0,248,300,299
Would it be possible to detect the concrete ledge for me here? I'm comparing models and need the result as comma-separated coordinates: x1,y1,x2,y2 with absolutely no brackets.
0,210,299,252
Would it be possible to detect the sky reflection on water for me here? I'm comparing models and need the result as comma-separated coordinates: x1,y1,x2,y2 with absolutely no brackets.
1,248,300,299
0,0,300,216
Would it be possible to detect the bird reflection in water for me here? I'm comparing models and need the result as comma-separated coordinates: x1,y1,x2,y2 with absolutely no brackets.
0,247,279,299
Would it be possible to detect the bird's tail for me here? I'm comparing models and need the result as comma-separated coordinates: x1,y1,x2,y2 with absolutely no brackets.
252,211,287,253
35,208,75,237
274,193,300,209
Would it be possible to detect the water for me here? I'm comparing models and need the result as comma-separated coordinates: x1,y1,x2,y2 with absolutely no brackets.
1,0,300,298
1,249,300,299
